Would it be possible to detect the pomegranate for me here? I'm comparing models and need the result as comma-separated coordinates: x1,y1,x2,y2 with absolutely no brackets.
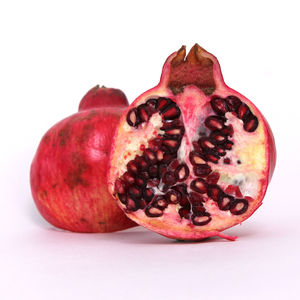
108,44,276,241
30,90,136,233
78,85,129,111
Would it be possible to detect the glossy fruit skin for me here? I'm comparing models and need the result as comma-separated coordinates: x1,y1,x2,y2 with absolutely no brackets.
30,107,136,233
108,44,276,241
78,85,129,111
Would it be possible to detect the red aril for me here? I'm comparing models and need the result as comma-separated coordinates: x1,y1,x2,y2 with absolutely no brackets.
108,44,276,241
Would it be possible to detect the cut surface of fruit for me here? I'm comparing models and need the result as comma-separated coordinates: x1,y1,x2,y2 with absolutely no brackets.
108,44,276,241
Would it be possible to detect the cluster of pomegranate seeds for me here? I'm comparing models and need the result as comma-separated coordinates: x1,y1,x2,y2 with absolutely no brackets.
212,96,259,132
114,95,258,226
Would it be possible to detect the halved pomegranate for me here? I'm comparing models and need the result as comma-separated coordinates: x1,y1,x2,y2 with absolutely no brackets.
108,44,276,241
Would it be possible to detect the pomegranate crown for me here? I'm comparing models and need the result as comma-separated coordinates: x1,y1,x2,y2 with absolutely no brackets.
167,44,216,96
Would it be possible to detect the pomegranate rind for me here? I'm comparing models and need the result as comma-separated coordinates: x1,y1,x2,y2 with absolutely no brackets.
31,108,136,233
78,85,129,111
108,45,276,241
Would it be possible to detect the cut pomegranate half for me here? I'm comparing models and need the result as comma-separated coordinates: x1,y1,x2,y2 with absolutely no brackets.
108,44,276,241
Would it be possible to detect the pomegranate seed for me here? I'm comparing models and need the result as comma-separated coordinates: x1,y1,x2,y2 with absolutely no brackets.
138,199,147,209
192,141,203,153
218,195,233,211
118,194,127,205
126,108,140,127
143,148,157,164
145,206,163,217
206,172,220,184
207,184,222,201
172,183,188,195
137,104,151,122
161,119,183,130
230,199,249,215
128,186,142,200
191,214,211,226
189,192,205,205
179,196,190,207
245,196,254,202
175,164,189,181
244,115,258,132
157,97,172,111
190,178,208,194
193,164,212,177
162,153,177,164
140,171,150,180
168,159,180,171
189,151,206,165
165,189,181,204
205,116,226,131
162,138,180,152
161,104,181,120
237,103,251,121
223,140,234,150
205,152,220,164
224,158,231,164
199,137,215,150
162,171,177,186
215,146,226,156
148,137,163,150
159,182,169,193
226,95,241,112
127,160,139,174
179,207,190,219
126,197,138,211
114,179,126,194
146,98,158,109
210,97,228,115
122,171,135,185
192,205,206,215
221,125,234,137
143,188,154,202
225,185,236,195
156,150,164,161
147,178,159,187
148,165,159,178
210,131,227,144
158,164,168,177
135,177,146,187
160,185,170,193
135,156,148,171
152,195,168,210
163,127,185,138
225,185,243,198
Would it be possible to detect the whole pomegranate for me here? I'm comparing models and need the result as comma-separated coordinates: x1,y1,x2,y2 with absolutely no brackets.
108,44,276,241
30,87,136,233
78,85,129,111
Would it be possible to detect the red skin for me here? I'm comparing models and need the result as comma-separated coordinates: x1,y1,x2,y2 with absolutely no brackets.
30,107,136,232
78,85,129,111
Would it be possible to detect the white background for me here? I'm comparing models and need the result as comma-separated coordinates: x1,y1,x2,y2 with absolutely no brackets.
1,1,299,299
